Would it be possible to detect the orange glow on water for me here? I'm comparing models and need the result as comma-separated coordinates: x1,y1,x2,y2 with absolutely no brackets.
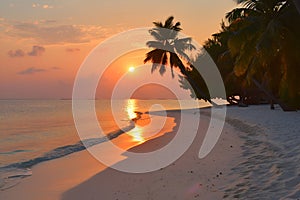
126,99,145,143
126,99,137,119
128,126,145,143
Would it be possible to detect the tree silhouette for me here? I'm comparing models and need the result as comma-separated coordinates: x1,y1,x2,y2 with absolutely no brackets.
144,16,217,105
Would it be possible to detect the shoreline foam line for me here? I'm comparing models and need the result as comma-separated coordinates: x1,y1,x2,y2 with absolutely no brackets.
1,106,213,171
0,106,210,190
1,123,138,171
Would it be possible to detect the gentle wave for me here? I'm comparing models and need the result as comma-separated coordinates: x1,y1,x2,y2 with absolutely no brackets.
0,123,135,191
0,150,32,155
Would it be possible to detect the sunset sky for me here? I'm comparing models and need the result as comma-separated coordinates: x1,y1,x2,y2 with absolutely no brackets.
0,0,236,99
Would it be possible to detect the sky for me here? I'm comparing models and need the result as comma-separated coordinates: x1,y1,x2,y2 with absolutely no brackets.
0,0,237,99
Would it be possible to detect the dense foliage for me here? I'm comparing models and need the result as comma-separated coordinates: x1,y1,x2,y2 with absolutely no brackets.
182,0,300,109
145,0,300,110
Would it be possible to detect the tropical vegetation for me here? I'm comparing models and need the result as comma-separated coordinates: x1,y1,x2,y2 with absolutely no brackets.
145,0,300,110
143,16,218,106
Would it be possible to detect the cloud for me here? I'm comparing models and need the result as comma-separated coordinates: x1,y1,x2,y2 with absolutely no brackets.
2,20,109,44
40,19,57,24
28,45,45,56
8,49,25,57
66,48,80,52
51,66,61,70
7,46,46,58
32,3,39,8
43,4,54,9
18,67,46,75
32,4,54,9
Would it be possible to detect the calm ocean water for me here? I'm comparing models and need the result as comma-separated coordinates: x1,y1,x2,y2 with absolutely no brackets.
0,99,208,189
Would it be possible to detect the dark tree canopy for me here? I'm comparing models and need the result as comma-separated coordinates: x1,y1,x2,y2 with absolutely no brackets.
145,1,300,110
179,0,300,109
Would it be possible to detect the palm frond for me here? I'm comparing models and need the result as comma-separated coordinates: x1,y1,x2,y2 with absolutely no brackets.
173,22,182,31
159,65,166,75
170,66,175,78
164,16,174,28
169,52,177,68
153,21,163,28
256,18,284,63
146,41,165,49
152,27,177,40
145,16,192,79
144,49,165,64
149,30,163,41
168,29,179,40
162,52,168,65
175,49,190,63
226,8,253,23
151,63,160,74
233,41,256,77
175,37,196,51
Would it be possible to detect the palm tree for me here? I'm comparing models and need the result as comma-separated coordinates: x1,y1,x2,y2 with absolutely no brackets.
225,0,300,110
144,16,218,106
174,1,299,109
202,22,249,105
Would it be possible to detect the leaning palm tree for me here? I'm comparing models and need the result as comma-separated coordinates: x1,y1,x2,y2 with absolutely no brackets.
202,22,249,105
225,0,300,110
144,16,217,105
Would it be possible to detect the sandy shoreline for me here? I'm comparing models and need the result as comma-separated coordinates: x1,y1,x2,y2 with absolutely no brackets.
1,105,298,200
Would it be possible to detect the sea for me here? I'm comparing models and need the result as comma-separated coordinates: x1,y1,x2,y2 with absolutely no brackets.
0,99,208,190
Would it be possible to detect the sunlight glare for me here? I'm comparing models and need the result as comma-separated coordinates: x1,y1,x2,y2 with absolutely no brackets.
126,99,145,143
126,99,137,119
129,126,145,143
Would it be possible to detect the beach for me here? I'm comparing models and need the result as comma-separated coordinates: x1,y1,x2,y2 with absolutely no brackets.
1,104,299,200
1,0,299,199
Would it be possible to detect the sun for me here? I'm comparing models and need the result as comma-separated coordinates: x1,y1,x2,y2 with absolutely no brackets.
128,66,135,72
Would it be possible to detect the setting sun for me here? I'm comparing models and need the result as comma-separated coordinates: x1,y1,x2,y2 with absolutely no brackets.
128,66,135,72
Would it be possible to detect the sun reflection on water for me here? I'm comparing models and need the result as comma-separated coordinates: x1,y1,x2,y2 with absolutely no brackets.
126,99,145,143
128,126,145,143
126,99,137,119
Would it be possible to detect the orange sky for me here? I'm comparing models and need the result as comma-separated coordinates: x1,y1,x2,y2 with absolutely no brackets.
0,0,236,99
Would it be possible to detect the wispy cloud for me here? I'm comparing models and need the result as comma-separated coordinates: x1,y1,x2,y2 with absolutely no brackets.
8,46,45,58
66,48,80,52
39,19,57,24
28,45,45,56
18,67,46,75
43,4,54,9
51,66,61,70
32,3,54,9
2,19,109,45
8,49,25,57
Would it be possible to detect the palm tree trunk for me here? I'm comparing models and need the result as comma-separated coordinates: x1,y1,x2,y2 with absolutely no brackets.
270,100,275,110
182,70,219,107
251,78,296,111
175,61,219,107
